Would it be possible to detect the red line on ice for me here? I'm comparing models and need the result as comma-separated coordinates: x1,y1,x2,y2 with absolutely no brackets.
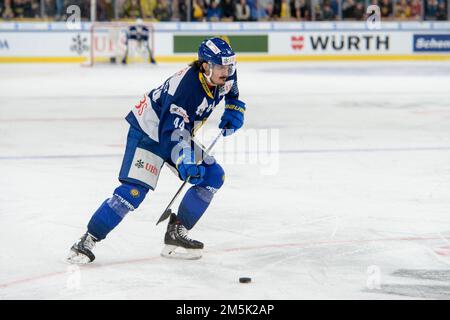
0,236,449,290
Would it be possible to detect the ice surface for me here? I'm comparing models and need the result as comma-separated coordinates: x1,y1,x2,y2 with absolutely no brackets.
0,62,450,299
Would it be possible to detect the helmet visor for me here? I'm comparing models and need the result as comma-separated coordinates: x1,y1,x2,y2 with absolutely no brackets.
209,62,236,78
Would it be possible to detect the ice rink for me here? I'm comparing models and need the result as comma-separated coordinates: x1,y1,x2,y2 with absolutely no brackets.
1,61,450,299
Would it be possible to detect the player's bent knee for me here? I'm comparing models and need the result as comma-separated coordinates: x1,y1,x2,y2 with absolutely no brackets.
201,163,225,190
107,183,149,218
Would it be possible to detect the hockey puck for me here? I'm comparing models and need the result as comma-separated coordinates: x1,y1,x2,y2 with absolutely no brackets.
239,277,252,284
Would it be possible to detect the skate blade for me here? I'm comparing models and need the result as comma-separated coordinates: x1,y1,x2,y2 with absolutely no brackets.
161,245,202,260
66,249,92,265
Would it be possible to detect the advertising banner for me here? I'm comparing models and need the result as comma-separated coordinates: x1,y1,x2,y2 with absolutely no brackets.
413,34,450,52
174,35,268,53
269,32,411,55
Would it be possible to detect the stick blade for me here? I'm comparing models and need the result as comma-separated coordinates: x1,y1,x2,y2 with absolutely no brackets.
156,208,173,225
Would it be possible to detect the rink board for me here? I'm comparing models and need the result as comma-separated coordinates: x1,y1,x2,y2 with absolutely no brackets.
0,22,449,62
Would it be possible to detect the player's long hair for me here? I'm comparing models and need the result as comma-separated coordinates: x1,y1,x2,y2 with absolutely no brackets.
189,60,206,73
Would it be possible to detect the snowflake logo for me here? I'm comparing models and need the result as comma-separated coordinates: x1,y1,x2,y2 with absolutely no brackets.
135,159,144,169
70,34,89,55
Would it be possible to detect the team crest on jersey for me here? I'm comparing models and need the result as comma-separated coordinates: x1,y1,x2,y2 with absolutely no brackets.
170,104,190,123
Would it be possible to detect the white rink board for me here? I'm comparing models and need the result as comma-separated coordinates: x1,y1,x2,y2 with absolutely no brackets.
1,22,450,59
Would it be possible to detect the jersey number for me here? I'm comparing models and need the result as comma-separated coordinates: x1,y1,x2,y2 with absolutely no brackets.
173,117,185,130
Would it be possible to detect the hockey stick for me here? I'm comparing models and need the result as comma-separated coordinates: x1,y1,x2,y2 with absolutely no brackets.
156,128,225,225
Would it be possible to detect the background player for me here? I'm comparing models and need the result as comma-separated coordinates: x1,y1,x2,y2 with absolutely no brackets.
122,18,156,65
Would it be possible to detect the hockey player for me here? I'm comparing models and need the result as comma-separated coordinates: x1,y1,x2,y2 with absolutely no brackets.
122,18,156,65
68,37,246,263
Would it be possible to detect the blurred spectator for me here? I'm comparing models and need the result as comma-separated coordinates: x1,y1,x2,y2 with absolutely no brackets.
435,1,447,20
81,0,94,19
235,0,251,20
50,0,66,20
3,1,14,18
1,0,6,18
425,0,438,18
246,0,257,20
329,0,338,17
272,0,280,17
220,0,235,20
314,2,323,20
123,0,143,18
141,0,157,18
342,0,356,19
0,0,447,22
289,0,298,19
354,1,364,19
273,0,292,19
395,0,411,19
279,0,290,19
97,0,114,21
170,0,178,20
379,0,393,18
12,0,39,18
176,0,188,20
410,0,422,19
153,0,172,20
54,0,64,20
206,0,221,21
253,0,269,20
322,1,335,20
43,0,56,18
265,0,276,18
301,0,310,19
192,0,205,21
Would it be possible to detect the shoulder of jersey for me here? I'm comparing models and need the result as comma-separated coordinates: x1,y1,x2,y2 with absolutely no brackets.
167,66,198,97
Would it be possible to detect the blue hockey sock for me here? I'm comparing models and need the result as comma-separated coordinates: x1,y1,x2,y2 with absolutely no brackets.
87,183,148,240
87,199,125,241
177,186,215,230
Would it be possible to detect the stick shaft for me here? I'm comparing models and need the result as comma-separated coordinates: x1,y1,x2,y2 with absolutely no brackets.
156,129,225,225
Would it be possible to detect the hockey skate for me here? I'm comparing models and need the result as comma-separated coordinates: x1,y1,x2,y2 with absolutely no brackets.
67,232,97,264
161,213,203,260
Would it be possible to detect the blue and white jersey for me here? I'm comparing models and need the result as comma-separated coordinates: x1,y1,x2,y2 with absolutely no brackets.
127,25,150,41
125,66,239,160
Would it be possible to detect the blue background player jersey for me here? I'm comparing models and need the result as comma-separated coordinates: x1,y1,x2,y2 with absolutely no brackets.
125,65,239,162
127,25,150,41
